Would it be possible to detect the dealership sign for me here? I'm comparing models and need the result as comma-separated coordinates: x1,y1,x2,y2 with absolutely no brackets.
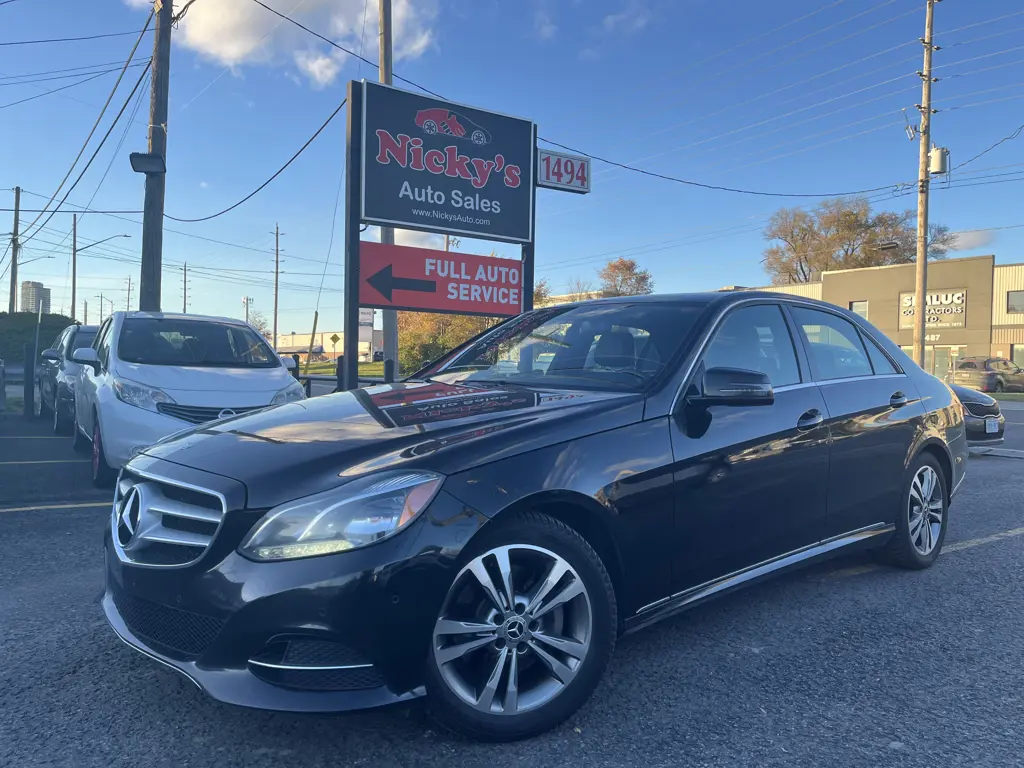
359,242,523,317
899,289,967,329
361,82,536,243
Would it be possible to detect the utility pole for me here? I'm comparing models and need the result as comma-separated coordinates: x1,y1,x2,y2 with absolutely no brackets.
913,0,939,368
242,295,253,324
83,299,88,325
71,214,77,322
182,263,188,313
97,293,106,324
378,0,398,375
138,0,173,312
125,276,133,311
273,223,281,351
8,186,20,313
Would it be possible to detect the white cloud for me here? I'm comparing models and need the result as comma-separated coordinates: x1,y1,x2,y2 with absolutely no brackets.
534,8,557,40
602,1,651,34
199,180,209,188
950,230,995,251
154,0,439,88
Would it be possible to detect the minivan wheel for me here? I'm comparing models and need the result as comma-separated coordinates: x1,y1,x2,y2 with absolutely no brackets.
880,454,948,570
91,416,116,488
425,512,617,741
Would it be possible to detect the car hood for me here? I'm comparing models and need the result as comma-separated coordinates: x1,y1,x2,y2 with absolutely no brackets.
140,380,644,509
949,383,997,405
113,360,293,398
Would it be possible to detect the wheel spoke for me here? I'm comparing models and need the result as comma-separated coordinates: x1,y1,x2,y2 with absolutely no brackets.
529,577,585,621
525,558,569,615
476,647,509,712
504,647,519,713
435,634,495,665
909,511,925,542
491,546,516,613
434,619,498,637
467,558,508,614
532,631,588,661
528,639,576,684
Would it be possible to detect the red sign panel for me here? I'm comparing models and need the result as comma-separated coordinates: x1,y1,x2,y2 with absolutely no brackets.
359,242,523,317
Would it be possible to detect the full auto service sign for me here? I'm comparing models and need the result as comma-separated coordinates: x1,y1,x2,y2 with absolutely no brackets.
361,81,536,243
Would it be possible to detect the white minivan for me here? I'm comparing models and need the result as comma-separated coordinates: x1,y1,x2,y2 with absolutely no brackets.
73,311,305,486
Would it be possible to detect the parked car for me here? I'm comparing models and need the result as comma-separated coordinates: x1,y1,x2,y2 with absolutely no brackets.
102,294,967,741
950,383,1004,446
39,323,99,434
373,350,385,362
72,312,305,487
949,355,1024,392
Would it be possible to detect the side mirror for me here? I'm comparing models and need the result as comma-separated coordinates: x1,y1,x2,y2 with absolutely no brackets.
692,367,774,407
281,355,297,371
41,349,60,361
72,347,100,373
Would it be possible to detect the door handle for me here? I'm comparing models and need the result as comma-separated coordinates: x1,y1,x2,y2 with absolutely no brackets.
797,409,824,431
890,391,908,408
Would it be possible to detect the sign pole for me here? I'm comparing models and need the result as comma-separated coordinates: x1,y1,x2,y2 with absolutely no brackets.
343,81,364,391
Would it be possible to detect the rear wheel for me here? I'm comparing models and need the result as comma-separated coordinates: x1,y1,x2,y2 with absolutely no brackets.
425,512,617,742
53,393,71,435
91,415,116,488
994,379,1005,393
880,453,947,570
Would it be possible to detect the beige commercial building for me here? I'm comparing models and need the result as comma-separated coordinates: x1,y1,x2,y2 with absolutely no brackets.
734,254,1024,377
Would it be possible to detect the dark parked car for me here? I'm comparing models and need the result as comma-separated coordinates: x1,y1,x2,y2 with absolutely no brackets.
373,350,385,362
39,323,98,434
102,293,967,741
949,356,1024,392
950,383,1004,446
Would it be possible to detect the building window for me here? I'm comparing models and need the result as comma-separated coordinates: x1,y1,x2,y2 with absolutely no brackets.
1008,290,1024,314
1012,345,1024,369
849,300,868,320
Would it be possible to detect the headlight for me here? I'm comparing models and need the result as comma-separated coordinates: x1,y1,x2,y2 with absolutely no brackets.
239,470,444,561
113,377,175,412
271,380,306,405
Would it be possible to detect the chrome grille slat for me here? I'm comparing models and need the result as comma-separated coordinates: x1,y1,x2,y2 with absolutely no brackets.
156,402,263,425
113,472,227,568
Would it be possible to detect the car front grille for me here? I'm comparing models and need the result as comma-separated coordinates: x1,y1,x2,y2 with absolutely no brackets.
112,585,225,659
113,472,226,567
963,401,999,417
156,402,264,424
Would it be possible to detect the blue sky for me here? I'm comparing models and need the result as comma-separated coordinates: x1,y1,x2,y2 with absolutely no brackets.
3,0,1024,335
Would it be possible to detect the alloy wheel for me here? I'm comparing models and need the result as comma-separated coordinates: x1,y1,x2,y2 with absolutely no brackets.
908,465,943,556
432,544,592,716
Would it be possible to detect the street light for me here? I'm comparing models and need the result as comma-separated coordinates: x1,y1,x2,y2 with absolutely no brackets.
77,234,131,254
73,233,130,322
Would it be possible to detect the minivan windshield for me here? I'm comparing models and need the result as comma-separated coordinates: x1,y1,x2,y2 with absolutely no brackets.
420,301,705,391
116,317,280,368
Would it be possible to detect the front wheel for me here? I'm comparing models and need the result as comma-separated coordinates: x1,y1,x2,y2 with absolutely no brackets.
91,415,116,488
879,453,948,570
424,512,617,741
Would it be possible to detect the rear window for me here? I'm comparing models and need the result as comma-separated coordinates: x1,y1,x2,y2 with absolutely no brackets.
116,317,279,368
957,361,977,370
67,331,96,359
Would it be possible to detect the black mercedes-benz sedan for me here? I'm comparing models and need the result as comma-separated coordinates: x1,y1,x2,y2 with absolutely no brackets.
102,292,967,741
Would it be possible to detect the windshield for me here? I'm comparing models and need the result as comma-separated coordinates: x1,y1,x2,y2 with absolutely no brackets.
420,301,705,391
116,317,280,368
69,332,96,358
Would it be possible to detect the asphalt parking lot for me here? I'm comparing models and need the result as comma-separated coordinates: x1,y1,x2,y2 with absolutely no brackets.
2,413,1023,768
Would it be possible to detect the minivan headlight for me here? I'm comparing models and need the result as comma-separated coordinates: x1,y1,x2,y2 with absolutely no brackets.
238,471,444,561
271,380,306,405
113,377,175,412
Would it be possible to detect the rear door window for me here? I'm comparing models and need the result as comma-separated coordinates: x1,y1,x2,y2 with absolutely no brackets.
790,307,873,381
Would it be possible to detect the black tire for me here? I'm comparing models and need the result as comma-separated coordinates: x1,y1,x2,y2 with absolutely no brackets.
91,413,116,488
53,394,71,435
879,452,948,570
71,407,89,453
424,511,617,742
994,379,1005,393
38,389,52,419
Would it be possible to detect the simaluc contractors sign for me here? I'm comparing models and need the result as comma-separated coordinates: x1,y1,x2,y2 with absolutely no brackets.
898,289,967,329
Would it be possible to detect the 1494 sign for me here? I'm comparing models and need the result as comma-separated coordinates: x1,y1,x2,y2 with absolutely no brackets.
537,149,590,194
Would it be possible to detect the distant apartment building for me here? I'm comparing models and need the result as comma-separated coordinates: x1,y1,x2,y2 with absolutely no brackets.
20,281,51,314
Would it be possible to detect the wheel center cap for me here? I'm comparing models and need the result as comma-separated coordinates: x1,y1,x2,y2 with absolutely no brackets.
502,616,528,644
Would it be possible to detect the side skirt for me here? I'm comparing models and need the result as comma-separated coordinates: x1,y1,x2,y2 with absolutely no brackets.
623,523,894,635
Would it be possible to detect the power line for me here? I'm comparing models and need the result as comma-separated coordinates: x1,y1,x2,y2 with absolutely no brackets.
19,14,153,241
165,98,347,223
0,62,150,87
953,122,1024,171
0,58,152,81
0,29,149,47
0,69,114,110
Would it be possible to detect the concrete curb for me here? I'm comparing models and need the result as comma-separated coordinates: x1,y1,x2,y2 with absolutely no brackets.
969,446,1024,460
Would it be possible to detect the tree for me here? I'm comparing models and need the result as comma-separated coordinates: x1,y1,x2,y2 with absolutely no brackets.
762,197,957,284
248,309,272,339
533,278,552,307
397,311,495,373
598,257,654,297
566,276,596,302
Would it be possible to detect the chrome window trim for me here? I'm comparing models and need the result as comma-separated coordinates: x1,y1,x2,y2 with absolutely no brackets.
246,659,374,671
635,522,894,617
670,296,910,413
111,467,229,570
814,373,908,387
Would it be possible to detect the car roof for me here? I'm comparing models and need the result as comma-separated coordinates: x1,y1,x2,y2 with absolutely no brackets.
560,290,840,312
115,310,248,327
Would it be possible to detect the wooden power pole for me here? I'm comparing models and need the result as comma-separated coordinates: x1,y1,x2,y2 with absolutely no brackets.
71,214,77,322
378,0,398,374
8,186,20,314
913,0,938,368
273,223,281,351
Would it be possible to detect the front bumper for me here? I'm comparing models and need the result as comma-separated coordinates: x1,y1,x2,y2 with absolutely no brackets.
101,458,487,713
964,412,1005,446
100,402,187,469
